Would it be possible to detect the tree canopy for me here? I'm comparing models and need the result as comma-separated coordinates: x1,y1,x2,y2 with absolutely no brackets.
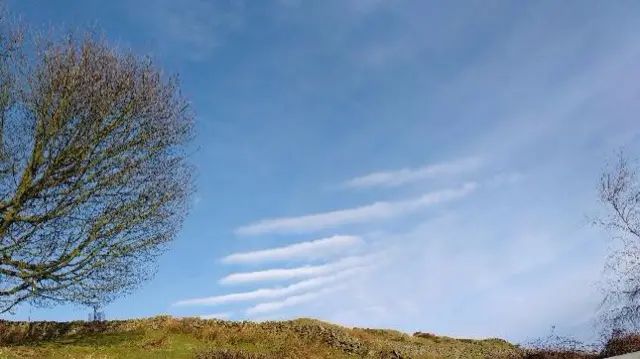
0,17,194,313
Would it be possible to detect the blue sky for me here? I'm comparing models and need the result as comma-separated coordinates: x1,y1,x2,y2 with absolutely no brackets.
3,0,640,344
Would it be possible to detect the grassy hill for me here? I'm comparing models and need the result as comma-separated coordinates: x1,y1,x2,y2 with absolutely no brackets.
4,315,639,358
0,316,523,359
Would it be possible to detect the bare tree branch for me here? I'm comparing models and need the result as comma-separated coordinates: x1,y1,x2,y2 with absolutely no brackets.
0,14,194,313
596,150,640,333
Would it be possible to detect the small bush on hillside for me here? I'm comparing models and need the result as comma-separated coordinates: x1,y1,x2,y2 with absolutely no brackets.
520,327,598,359
521,350,597,359
413,332,441,341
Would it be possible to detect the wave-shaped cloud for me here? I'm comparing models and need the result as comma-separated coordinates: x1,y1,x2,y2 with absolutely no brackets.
221,235,364,264
218,255,374,285
341,157,483,189
174,266,370,307
235,183,477,236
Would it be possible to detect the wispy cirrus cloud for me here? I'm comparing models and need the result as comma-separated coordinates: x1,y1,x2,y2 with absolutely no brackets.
246,285,347,316
174,267,369,307
219,255,373,285
342,157,483,189
221,235,364,264
235,182,477,236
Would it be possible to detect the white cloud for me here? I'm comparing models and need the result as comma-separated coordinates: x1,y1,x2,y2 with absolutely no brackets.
473,259,603,342
155,1,640,343
200,312,233,320
304,199,609,341
218,255,373,285
235,182,477,236
174,267,370,307
221,235,364,264
342,157,483,189
246,285,347,316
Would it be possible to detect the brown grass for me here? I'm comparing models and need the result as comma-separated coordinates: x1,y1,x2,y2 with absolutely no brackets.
4,316,640,358
601,332,640,357
0,316,523,358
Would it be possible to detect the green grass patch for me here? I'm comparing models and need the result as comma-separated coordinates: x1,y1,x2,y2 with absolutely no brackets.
0,316,523,358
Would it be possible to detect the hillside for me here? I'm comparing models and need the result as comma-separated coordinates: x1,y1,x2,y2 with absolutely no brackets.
0,316,523,358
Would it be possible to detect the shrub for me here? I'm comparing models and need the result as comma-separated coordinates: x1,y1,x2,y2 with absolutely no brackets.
519,327,599,359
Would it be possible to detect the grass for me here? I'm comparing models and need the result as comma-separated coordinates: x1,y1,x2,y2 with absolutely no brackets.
0,316,523,359
2,316,639,358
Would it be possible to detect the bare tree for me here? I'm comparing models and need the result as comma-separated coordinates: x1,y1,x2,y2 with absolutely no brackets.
0,18,194,313
596,151,640,332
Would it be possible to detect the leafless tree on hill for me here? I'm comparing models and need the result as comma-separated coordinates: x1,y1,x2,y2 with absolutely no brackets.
596,151,640,333
0,13,195,313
